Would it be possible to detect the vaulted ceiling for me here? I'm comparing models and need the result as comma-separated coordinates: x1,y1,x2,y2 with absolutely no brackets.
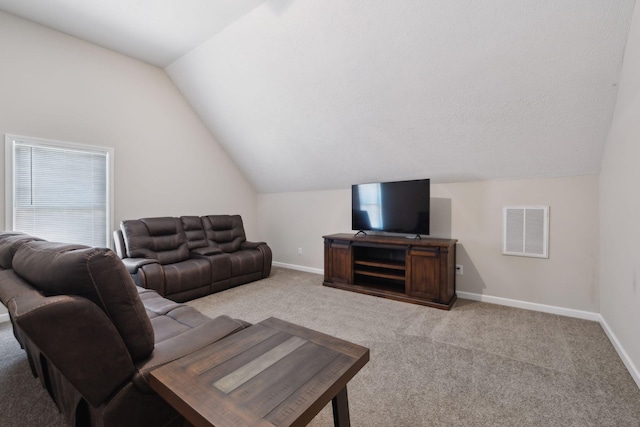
0,0,636,193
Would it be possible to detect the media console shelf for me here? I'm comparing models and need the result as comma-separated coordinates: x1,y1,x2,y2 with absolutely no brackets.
323,233,457,310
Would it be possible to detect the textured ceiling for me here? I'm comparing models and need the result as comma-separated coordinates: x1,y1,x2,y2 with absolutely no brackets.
167,0,636,193
1,1,636,193
0,0,265,67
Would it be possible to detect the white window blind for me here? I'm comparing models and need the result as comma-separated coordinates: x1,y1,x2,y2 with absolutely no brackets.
5,135,113,248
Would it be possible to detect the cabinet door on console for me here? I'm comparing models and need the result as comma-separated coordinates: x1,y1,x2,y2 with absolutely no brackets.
326,241,353,284
406,248,440,300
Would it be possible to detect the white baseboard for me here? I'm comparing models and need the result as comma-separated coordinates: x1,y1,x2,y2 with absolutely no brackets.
456,291,600,321
599,316,640,389
0,312,9,324
272,261,324,275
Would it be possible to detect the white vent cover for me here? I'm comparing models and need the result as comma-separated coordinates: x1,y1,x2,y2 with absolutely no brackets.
502,206,549,258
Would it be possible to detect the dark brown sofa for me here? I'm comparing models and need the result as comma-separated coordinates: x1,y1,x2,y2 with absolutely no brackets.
0,232,250,427
114,215,272,302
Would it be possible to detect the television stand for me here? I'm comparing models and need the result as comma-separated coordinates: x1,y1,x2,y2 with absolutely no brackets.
323,233,457,310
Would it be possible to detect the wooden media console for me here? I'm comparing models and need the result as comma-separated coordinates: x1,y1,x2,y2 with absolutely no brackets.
323,233,457,310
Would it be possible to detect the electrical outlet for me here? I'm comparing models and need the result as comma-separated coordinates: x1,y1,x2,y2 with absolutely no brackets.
455,264,463,275
297,247,303,255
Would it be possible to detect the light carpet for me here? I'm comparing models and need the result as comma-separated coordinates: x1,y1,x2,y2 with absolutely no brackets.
1,267,639,426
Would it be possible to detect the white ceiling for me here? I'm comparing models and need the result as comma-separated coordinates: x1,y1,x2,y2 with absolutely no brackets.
0,0,265,67
1,1,637,193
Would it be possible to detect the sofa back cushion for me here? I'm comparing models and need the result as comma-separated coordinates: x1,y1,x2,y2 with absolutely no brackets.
121,217,190,264
12,241,155,361
202,215,246,253
180,216,208,250
0,232,44,270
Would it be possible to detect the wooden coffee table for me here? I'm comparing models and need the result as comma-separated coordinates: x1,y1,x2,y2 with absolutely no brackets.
149,317,370,427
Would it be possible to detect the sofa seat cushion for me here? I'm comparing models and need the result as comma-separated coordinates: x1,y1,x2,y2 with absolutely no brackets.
229,249,263,276
138,288,214,342
132,289,248,392
162,258,212,296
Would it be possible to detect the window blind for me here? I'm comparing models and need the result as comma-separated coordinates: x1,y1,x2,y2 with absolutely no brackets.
9,138,111,247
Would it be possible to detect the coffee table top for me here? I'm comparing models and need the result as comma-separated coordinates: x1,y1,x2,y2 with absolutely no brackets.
149,317,370,427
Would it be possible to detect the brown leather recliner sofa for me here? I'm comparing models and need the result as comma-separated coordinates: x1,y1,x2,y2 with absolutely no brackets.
113,215,272,302
0,232,250,427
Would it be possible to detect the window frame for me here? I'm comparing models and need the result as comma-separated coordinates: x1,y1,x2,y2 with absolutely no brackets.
4,134,114,248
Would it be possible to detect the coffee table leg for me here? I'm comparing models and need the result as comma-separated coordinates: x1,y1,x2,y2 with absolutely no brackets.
331,386,351,427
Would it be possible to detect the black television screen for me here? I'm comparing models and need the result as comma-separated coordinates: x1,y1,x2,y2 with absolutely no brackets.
352,179,430,235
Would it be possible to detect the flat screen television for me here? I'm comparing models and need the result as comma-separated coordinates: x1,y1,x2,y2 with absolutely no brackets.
352,178,430,236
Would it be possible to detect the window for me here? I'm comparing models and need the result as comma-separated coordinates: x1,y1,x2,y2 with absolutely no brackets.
5,134,114,247
357,183,383,229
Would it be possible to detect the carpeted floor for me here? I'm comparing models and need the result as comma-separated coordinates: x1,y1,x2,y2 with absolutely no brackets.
1,266,639,426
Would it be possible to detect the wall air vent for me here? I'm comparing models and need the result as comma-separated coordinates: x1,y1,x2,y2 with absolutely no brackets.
502,206,549,259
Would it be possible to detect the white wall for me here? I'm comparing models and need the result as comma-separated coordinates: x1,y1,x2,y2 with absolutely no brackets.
0,11,257,231
259,175,599,313
258,189,351,271
0,12,258,316
599,1,640,384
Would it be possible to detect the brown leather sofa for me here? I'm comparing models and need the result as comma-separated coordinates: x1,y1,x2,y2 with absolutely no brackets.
114,215,272,302
0,232,250,427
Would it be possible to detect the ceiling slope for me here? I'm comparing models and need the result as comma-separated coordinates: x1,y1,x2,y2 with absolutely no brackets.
0,1,635,193
167,0,636,193
0,0,265,67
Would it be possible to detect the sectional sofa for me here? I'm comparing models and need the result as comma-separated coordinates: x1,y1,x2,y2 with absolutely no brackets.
0,232,250,427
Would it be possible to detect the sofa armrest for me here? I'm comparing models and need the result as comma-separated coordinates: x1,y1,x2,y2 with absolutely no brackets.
130,263,166,296
10,293,135,407
240,241,267,250
190,246,222,257
239,241,272,278
122,257,159,274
